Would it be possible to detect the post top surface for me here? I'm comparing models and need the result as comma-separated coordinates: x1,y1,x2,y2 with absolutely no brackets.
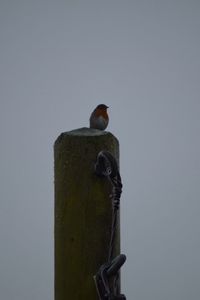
54,127,118,146
68,127,108,136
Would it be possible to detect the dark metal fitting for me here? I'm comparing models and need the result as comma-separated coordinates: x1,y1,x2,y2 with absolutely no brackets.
94,254,126,300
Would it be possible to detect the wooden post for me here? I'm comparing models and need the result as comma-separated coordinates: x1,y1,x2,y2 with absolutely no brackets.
54,127,120,300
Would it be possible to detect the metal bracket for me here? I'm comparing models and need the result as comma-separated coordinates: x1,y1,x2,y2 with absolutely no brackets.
94,151,126,300
94,254,126,300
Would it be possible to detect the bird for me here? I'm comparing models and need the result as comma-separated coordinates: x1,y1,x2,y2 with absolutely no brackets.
89,104,109,130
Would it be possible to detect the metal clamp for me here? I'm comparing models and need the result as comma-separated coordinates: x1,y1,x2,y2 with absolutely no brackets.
94,254,126,300
94,151,126,300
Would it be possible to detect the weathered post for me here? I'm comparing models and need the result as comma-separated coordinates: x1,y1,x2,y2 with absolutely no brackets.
54,127,120,300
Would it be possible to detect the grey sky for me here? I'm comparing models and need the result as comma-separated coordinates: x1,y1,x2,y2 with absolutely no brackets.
0,1,200,299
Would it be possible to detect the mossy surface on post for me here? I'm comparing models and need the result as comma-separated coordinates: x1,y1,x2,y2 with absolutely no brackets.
54,127,120,300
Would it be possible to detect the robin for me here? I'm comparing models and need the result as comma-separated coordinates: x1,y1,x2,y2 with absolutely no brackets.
89,104,109,130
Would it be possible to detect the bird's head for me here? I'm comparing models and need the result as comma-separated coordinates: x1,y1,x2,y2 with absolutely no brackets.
96,104,109,111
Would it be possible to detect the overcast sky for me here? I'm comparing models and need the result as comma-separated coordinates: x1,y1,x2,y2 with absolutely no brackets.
0,1,200,299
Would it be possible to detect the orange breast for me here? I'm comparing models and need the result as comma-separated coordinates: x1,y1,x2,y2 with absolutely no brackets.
95,108,108,120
